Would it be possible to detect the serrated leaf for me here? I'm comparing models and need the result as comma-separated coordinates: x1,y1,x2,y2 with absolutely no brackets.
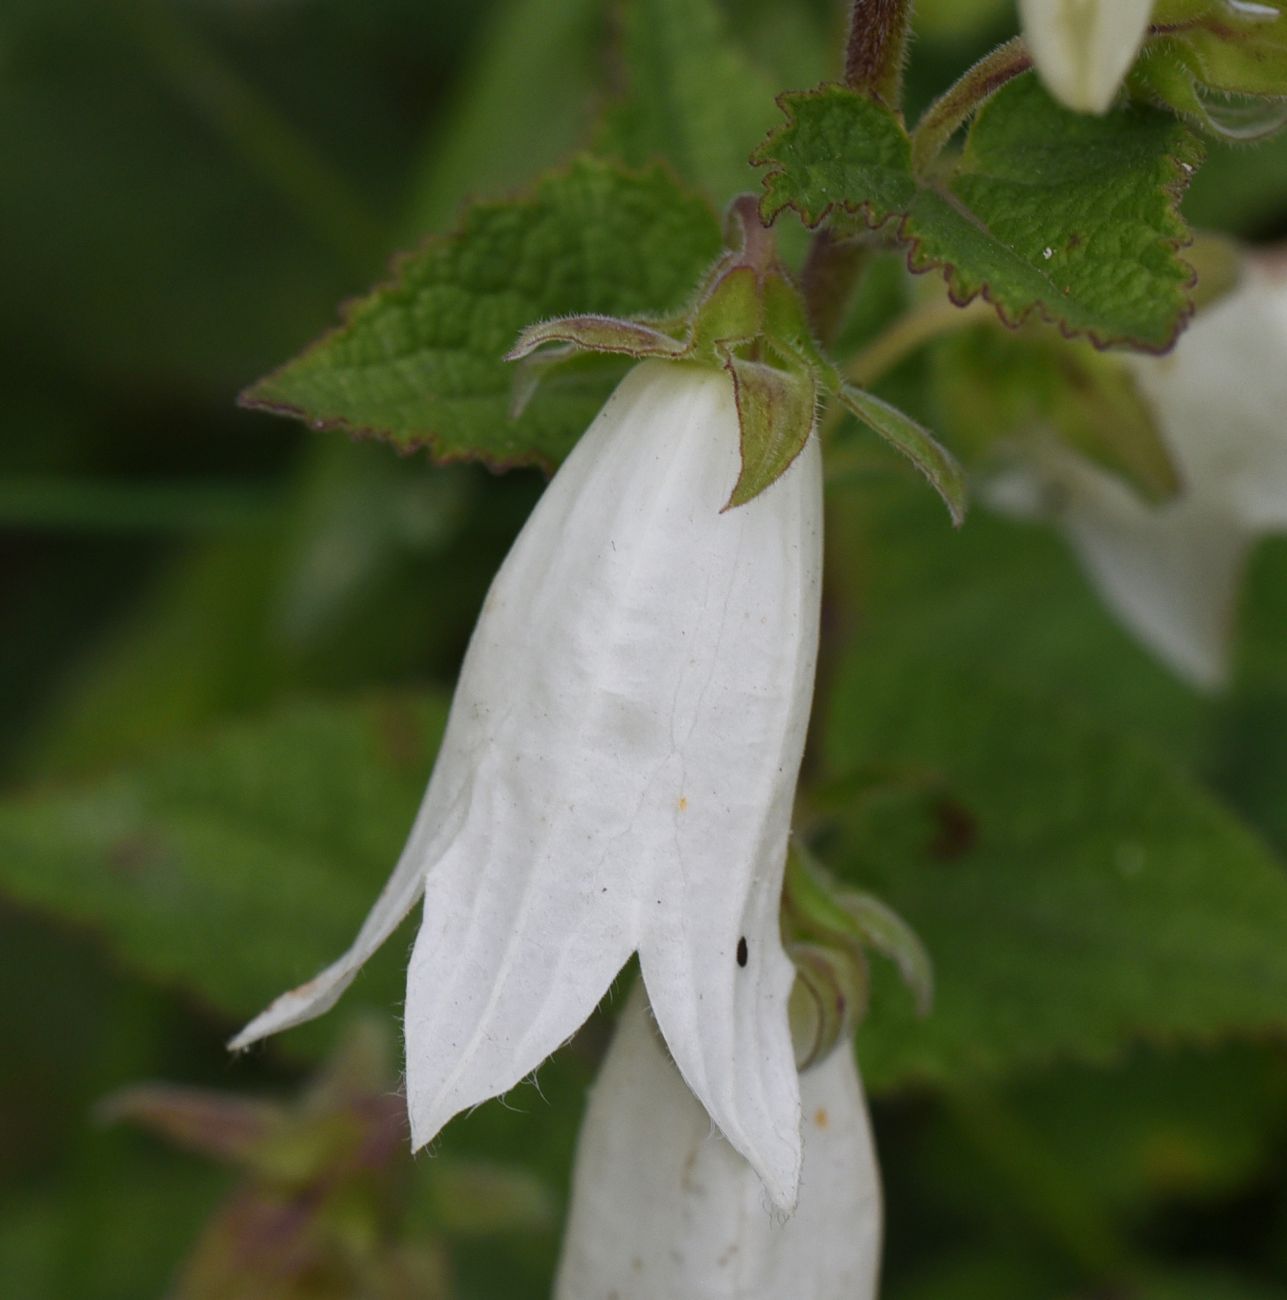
0,695,446,1019
597,0,781,204
723,356,817,509
755,76,1202,350
836,382,968,526
244,158,722,467
824,655,1287,1093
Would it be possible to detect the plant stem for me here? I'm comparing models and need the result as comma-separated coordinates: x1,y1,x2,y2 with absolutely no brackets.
845,0,915,108
911,36,1034,173
817,296,983,443
801,230,871,351
847,296,984,389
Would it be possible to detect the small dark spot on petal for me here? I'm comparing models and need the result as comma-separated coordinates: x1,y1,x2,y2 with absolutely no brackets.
736,937,749,968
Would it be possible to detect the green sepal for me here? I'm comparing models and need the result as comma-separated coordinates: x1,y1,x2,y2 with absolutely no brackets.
1134,32,1287,141
1151,1,1287,101
784,840,935,1020
831,888,935,1019
788,941,870,1070
722,355,818,510
836,383,968,527
686,264,764,359
511,196,825,508
506,315,688,363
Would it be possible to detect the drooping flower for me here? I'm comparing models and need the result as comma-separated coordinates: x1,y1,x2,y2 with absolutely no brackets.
1019,0,1154,114
232,358,823,1209
555,980,882,1300
986,257,1287,689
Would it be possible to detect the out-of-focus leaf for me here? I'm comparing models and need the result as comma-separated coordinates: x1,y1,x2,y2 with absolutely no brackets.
913,0,1010,43
818,471,1287,1091
1007,1044,1287,1212
823,472,1212,761
0,695,446,1021
1151,1,1287,99
888,1248,1070,1300
597,0,780,204
245,158,722,466
402,0,606,234
825,641,1287,1091
931,321,1181,502
1132,1273,1287,1300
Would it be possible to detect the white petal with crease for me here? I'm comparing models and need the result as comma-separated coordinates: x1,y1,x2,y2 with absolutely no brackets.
1020,0,1153,114
555,981,882,1300
233,360,822,1209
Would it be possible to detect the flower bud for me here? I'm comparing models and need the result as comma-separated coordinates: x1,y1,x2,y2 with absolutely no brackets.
1020,0,1153,114
555,982,882,1300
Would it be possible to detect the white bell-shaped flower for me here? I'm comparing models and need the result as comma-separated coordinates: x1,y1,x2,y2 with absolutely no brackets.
232,359,824,1209
555,980,882,1300
987,259,1287,689
1019,0,1154,114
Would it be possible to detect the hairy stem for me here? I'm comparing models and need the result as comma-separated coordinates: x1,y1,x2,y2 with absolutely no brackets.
845,0,915,108
911,36,1033,173
801,230,871,351
847,297,984,389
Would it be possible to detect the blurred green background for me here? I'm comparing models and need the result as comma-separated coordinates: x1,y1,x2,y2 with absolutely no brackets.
3,0,1287,1296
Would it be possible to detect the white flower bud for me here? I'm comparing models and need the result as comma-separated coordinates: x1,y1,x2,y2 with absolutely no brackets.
1019,0,1153,114
986,259,1287,689
555,981,882,1300
232,360,824,1209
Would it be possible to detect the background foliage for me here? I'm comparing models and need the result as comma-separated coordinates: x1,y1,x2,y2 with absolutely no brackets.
3,0,1287,1296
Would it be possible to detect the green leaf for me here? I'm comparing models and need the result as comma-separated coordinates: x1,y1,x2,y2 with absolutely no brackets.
596,0,781,205
824,652,1287,1092
0,695,446,1021
722,356,817,509
243,158,722,467
931,321,1181,502
824,470,1212,764
1151,0,1287,99
997,1044,1287,1215
835,382,968,526
755,76,1202,350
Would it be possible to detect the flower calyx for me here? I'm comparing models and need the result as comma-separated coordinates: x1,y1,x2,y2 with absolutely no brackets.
1139,1,1287,140
507,195,823,509
783,841,934,1069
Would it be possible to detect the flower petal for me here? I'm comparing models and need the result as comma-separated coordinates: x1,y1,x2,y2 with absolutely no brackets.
988,454,1249,690
228,767,474,1050
554,981,882,1300
639,433,822,1210
234,361,822,1211
1020,0,1153,115
1128,263,1287,532
399,362,819,1208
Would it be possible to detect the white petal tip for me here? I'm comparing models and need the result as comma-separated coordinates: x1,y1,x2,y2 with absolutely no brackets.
757,1145,803,1215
